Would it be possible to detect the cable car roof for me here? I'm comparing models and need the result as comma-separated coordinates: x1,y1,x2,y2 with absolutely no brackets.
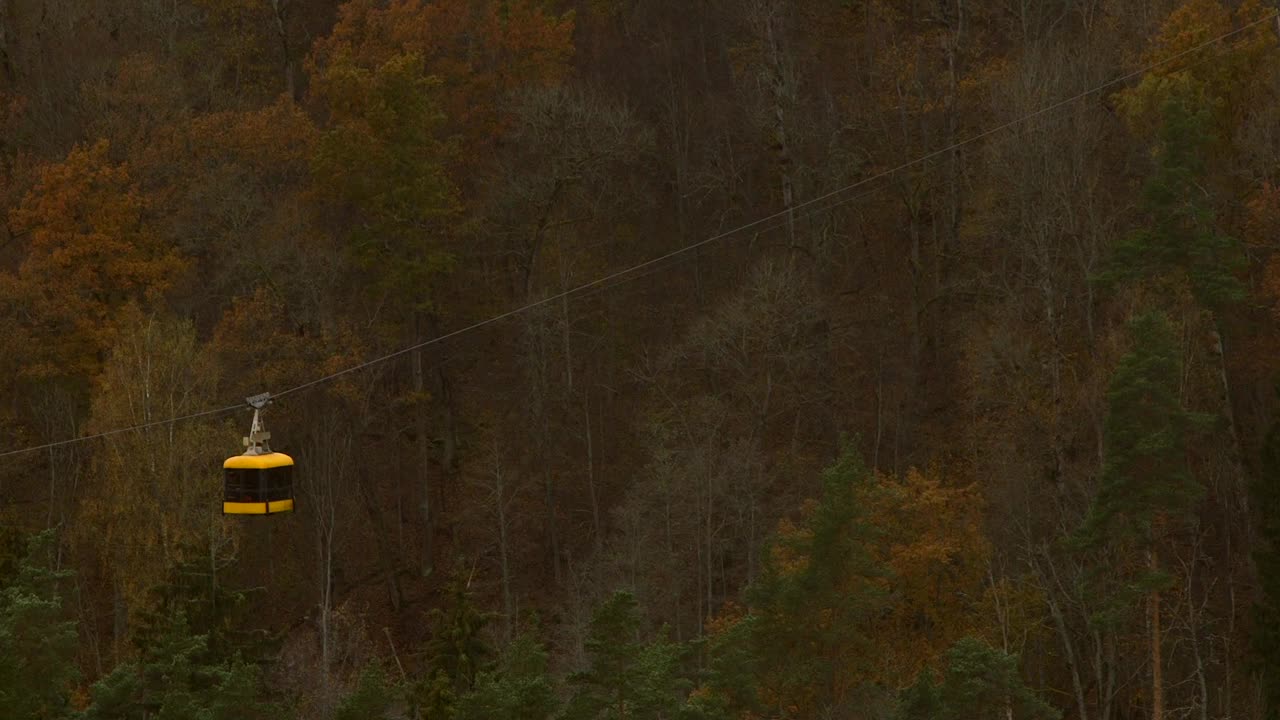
224,452,294,470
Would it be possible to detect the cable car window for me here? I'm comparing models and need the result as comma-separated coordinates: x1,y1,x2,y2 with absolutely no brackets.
225,469,259,502
264,466,293,502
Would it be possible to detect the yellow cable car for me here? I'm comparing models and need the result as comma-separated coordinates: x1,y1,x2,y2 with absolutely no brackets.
223,393,294,516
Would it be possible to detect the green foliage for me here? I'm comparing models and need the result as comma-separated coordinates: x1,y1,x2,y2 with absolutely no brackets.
561,591,689,720
312,49,458,312
336,666,398,720
455,633,558,720
80,609,277,720
0,530,78,720
1101,80,1244,309
1075,311,1210,549
895,670,942,720
746,442,887,717
1251,405,1280,720
687,443,892,719
682,613,761,720
897,638,1057,720
410,572,494,719
130,546,276,670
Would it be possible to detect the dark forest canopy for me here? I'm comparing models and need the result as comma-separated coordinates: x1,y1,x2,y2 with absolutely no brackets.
2,0,1280,718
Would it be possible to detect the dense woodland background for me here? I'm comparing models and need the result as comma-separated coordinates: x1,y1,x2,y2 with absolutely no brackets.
3,0,1280,718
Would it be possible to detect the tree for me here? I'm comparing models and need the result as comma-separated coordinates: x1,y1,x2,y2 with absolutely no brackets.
310,42,459,580
74,308,230,651
1076,313,1209,544
129,546,273,673
310,0,575,161
1115,0,1276,141
80,609,276,720
3,140,184,380
134,97,322,328
732,444,888,718
561,591,689,720
862,466,991,682
410,570,494,719
311,49,458,305
1251,407,1280,720
335,666,398,720
1074,311,1211,720
897,638,1057,720
1103,81,1244,310
0,530,78,720
455,632,558,720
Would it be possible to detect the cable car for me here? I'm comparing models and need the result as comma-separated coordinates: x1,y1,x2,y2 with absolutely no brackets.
223,393,294,515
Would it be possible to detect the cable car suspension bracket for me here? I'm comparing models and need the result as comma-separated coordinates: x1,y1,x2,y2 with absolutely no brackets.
243,392,273,455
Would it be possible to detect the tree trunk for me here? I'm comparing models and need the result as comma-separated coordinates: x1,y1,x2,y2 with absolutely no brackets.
1209,315,1247,518
491,438,514,645
414,313,433,578
584,390,601,552
112,577,127,660
428,312,458,529
761,3,796,251
46,445,57,528
1150,548,1164,720
1046,587,1091,720
319,522,333,698
269,0,295,101
358,477,404,612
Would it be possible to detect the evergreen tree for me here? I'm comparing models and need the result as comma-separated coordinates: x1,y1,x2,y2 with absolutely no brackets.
687,443,890,719
410,571,494,719
682,612,760,720
897,638,1057,720
455,633,558,720
80,609,278,720
336,666,398,720
1076,311,1209,548
1102,80,1244,309
746,443,887,718
895,671,942,720
561,592,689,720
130,546,276,670
1073,311,1211,720
0,530,78,720
311,48,458,313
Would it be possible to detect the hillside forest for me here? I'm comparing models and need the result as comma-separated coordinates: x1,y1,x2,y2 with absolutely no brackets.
3,0,1280,718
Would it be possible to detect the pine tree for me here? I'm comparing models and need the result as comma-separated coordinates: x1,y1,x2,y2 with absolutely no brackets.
130,547,276,671
745,443,887,718
0,530,78,720
336,666,398,720
410,571,494,719
455,633,558,720
1074,311,1211,720
690,443,889,719
80,609,277,720
1077,311,1209,546
897,638,1057,720
1102,78,1244,309
561,591,689,720
310,49,458,312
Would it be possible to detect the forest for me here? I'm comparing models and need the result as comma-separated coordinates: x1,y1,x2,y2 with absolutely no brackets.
2,0,1280,718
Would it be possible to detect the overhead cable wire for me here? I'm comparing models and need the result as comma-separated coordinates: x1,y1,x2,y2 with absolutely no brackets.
0,404,246,459
1,12,1274,460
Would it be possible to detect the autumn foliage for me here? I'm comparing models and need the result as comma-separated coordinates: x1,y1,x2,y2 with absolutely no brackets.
1,0,1280,718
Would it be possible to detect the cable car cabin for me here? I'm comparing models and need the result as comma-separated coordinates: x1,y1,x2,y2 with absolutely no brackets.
223,452,295,515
